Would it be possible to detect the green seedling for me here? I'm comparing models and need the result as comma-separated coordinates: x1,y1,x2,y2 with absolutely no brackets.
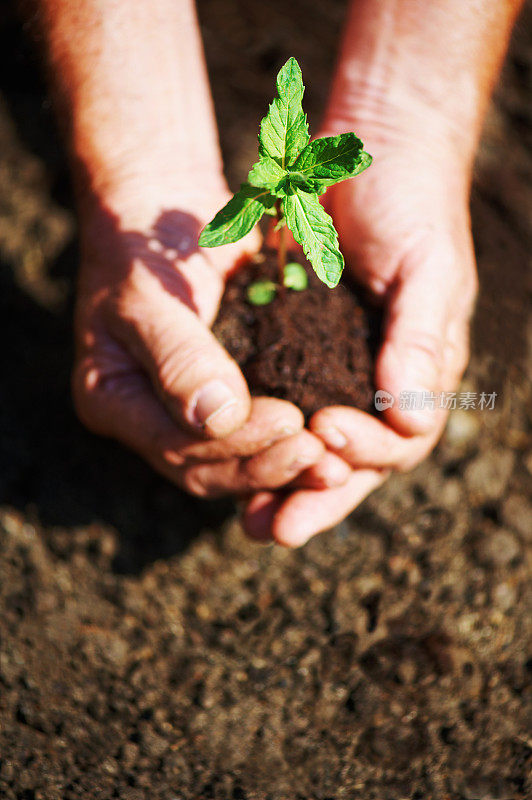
199,57,372,304
283,262,308,291
246,280,277,306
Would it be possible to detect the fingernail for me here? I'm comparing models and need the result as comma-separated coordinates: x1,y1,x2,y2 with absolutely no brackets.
193,380,239,429
320,427,348,450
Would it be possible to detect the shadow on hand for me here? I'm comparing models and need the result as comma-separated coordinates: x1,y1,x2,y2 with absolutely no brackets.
0,8,237,575
0,214,234,576
86,205,202,314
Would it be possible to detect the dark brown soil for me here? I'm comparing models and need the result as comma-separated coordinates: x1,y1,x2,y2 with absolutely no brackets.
214,248,378,417
0,1,531,799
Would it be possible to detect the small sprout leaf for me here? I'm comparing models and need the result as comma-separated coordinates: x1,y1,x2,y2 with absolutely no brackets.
259,57,310,168
283,191,344,288
247,157,287,191
283,262,308,291
199,184,276,247
247,280,277,306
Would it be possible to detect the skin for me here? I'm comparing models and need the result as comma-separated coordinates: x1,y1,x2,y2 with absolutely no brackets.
36,0,523,545
243,0,524,545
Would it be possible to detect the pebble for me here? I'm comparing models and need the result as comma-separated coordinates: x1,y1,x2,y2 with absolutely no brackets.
464,449,515,501
492,581,518,611
140,728,169,758
439,477,463,507
120,742,139,767
475,527,521,568
501,493,532,541
445,409,481,451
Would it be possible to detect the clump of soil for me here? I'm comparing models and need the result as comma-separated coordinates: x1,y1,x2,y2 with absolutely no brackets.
213,247,380,417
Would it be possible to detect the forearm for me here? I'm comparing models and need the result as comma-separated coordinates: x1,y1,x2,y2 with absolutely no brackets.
35,0,225,212
325,0,524,168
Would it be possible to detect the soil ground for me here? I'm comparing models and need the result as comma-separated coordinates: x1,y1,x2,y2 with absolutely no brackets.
0,1,531,799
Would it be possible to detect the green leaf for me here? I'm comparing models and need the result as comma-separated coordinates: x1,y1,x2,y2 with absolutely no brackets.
247,156,287,190
313,151,372,193
283,190,344,288
290,134,372,193
258,57,310,169
294,132,363,176
198,184,276,247
247,280,277,306
283,262,308,291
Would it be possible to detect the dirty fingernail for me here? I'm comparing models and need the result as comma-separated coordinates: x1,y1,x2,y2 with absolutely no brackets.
320,427,348,450
193,380,239,428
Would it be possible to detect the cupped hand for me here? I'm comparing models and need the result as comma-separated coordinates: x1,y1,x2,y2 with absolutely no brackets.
72,186,344,498
244,134,478,545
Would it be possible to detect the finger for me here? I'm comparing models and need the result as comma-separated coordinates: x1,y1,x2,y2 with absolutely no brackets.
203,226,263,280
273,469,387,547
243,430,325,486
310,406,445,472
110,280,251,438
376,254,473,436
243,469,387,547
242,492,283,541
291,451,352,489
75,350,313,486
182,431,324,497
179,397,304,461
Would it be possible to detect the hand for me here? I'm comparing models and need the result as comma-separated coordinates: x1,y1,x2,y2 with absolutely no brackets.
243,131,477,545
72,186,346,498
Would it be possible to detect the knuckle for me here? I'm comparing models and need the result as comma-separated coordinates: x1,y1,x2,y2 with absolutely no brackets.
181,466,213,499
157,340,218,397
401,330,442,363
242,470,266,492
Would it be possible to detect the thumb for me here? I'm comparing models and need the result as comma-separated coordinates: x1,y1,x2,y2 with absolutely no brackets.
376,261,452,436
114,291,251,439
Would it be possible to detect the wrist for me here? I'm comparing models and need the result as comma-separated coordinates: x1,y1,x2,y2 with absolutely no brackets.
321,0,518,177
322,78,477,180
74,150,229,232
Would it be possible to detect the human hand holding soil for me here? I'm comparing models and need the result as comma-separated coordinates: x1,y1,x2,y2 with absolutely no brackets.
41,0,344,502
72,188,346,498
242,0,523,545
38,0,523,545
242,142,476,545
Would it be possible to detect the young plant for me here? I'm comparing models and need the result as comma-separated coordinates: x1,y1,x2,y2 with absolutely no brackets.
198,57,372,304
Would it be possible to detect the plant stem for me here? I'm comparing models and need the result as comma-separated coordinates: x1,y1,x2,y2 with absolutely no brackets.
276,200,286,285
